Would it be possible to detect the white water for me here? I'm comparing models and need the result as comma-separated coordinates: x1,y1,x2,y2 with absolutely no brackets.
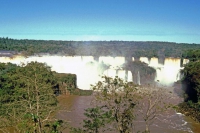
132,57,135,61
141,57,187,86
99,56,125,69
149,57,159,67
0,55,189,89
137,71,141,85
140,57,149,64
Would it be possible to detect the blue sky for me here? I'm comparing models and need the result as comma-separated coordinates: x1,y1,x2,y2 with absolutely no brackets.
0,0,200,43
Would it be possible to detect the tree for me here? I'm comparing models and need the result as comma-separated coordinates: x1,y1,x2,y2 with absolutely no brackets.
181,61,200,103
91,76,138,133
70,106,112,133
82,107,112,133
134,86,177,133
178,50,200,122
0,62,60,132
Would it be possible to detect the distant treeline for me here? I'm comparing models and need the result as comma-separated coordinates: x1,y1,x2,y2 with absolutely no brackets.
1,37,200,58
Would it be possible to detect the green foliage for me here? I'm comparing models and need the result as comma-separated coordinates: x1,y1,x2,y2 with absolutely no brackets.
71,106,112,133
0,63,19,103
44,120,65,133
179,49,200,122
82,107,112,133
178,102,200,122
54,73,77,94
54,73,93,95
0,62,64,132
70,127,85,133
1,37,200,57
91,76,138,133
181,60,200,103
71,88,93,96
182,49,200,61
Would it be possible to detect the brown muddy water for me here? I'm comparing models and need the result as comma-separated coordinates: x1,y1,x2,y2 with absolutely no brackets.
56,95,200,133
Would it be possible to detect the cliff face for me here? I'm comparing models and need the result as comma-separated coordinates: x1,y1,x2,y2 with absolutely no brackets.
0,55,188,89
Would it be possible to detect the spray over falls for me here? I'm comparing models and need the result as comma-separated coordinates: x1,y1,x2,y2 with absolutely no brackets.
0,55,189,89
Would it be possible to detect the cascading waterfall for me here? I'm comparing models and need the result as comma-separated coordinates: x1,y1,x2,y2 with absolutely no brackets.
146,57,185,86
149,57,159,67
140,57,149,64
0,55,190,89
126,70,133,82
137,71,141,85
125,70,128,81
159,58,181,86
176,70,181,82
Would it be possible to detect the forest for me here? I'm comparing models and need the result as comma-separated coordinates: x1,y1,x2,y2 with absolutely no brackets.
178,49,200,122
1,37,200,58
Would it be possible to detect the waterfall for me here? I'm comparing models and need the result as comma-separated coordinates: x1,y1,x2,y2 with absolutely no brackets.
125,70,128,81
147,57,182,86
132,57,135,61
0,55,185,89
149,57,159,67
127,71,133,82
117,69,125,80
176,72,180,81
176,70,184,81
137,71,141,85
140,57,149,65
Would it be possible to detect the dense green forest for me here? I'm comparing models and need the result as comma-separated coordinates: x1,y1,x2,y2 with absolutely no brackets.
1,37,200,58
0,62,59,132
178,49,200,122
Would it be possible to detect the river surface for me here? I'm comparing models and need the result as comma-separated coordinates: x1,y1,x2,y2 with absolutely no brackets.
56,95,200,133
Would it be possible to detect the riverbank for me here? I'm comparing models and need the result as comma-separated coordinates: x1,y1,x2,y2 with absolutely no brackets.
184,116,200,133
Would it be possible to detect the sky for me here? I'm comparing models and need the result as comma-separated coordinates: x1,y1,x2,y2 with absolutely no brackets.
0,0,200,43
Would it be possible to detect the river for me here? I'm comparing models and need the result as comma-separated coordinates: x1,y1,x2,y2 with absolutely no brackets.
56,95,200,133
